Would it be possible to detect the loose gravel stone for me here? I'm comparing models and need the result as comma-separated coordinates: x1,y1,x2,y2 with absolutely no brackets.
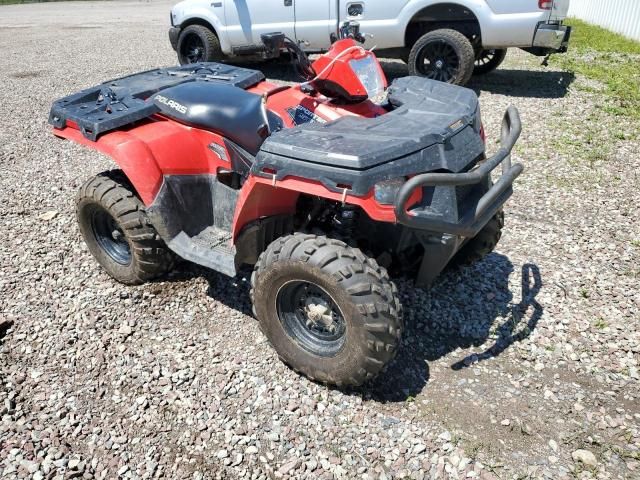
572,449,598,467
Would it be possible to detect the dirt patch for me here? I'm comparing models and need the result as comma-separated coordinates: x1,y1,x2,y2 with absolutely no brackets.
8,71,44,79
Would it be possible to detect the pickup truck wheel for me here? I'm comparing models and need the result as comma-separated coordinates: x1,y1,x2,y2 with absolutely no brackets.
451,210,504,266
76,171,174,285
177,25,223,65
251,234,403,387
474,49,507,75
408,29,475,85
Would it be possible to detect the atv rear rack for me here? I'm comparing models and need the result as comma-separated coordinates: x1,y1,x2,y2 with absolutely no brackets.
49,63,265,141
394,106,524,237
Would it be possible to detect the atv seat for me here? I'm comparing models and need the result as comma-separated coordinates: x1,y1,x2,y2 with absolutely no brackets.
151,82,282,155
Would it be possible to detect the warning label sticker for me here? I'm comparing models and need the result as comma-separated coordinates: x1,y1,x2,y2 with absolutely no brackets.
286,105,326,126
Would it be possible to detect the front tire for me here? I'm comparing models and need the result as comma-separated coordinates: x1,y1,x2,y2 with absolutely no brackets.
251,234,403,387
76,171,173,285
452,210,504,266
177,25,223,65
473,49,507,75
407,29,475,85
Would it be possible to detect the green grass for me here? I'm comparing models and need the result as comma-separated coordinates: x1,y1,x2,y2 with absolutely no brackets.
565,18,640,54
553,18,640,120
593,318,608,330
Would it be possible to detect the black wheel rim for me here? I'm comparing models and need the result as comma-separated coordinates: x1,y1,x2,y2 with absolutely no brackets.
475,49,497,67
416,40,460,82
182,33,205,63
276,281,346,357
90,207,131,265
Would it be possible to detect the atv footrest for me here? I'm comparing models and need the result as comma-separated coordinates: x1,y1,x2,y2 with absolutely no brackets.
168,227,236,277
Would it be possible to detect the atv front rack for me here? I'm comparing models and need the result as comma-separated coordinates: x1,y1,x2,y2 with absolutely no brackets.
394,106,524,237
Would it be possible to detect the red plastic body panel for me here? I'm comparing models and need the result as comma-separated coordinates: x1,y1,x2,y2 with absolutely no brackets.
310,38,387,101
54,116,232,205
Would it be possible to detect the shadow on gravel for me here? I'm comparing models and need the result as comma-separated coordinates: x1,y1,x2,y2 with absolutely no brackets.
364,256,543,402
165,264,254,317
0,319,14,343
378,61,574,99
467,69,575,99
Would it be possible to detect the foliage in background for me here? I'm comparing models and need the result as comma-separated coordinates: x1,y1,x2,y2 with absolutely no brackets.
554,18,640,120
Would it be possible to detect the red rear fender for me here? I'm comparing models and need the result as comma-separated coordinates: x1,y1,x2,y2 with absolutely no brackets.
53,118,228,205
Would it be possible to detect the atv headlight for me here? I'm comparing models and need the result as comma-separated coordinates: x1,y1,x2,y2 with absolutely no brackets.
374,178,405,205
349,54,386,99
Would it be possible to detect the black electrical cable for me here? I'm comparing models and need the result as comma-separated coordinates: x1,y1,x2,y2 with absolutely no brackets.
283,37,316,81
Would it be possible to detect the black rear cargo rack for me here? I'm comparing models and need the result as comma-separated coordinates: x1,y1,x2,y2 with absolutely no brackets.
48,63,264,141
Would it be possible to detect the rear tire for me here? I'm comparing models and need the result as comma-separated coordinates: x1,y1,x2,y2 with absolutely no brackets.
251,234,403,387
177,25,223,65
76,171,174,285
473,49,507,75
452,210,504,266
407,29,475,85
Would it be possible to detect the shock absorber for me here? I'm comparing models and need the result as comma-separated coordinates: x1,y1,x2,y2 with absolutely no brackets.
332,205,358,241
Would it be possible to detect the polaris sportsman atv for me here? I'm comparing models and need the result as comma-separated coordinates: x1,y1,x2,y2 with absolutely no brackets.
49,24,523,387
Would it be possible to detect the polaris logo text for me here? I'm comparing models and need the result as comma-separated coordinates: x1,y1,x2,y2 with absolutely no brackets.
155,95,187,114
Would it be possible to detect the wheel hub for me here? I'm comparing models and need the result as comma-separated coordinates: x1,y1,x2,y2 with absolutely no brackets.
435,59,444,69
303,300,336,332
276,280,347,357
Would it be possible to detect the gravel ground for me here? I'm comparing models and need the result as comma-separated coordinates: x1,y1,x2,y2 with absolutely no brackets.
1,1,639,479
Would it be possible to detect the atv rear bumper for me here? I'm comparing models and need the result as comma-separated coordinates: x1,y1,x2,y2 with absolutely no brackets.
395,106,523,237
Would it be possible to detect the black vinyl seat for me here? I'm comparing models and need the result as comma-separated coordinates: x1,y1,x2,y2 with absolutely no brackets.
151,81,282,155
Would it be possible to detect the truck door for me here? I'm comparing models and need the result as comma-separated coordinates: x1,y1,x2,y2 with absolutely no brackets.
224,0,296,48
338,0,406,49
294,0,334,50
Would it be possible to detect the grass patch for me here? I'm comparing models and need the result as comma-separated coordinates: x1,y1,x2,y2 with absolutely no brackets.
553,19,640,120
593,318,607,330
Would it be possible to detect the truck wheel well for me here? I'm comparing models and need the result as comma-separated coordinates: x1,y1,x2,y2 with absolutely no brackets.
180,18,218,38
405,3,481,50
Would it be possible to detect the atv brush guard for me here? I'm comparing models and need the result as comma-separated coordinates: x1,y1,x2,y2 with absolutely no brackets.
395,106,523,237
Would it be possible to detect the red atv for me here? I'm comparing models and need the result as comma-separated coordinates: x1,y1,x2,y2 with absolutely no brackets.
50,25,523,387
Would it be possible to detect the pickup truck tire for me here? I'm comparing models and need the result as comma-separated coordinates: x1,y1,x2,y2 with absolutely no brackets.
76,171,174,285
474,49,508,75
251,234,403,387
407,29,475,85
177,25,223,65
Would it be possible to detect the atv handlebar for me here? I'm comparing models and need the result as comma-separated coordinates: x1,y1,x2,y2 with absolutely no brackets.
394,106,524,237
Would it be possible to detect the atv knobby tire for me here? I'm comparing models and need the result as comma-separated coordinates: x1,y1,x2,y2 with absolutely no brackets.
452,210,504,266
177,25,223,65
76,171,173,285
251,234,403,387
407,28,475,85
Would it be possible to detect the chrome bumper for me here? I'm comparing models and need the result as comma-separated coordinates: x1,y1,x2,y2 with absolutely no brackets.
533,23,571,51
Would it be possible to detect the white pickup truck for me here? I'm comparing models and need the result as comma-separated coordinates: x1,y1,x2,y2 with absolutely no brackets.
168,0,571,85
